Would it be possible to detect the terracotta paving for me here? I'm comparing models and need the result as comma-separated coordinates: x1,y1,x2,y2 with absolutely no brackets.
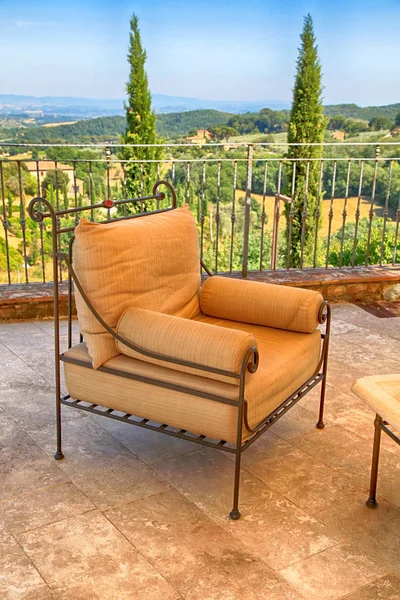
0,303,399,599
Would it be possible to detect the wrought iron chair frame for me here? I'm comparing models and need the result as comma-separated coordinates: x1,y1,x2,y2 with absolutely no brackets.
28,181,331,520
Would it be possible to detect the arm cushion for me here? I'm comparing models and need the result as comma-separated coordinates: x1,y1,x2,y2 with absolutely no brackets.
116,307,257,385
200,277,324,334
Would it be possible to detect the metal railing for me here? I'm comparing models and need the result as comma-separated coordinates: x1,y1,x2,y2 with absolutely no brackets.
1,141,400,285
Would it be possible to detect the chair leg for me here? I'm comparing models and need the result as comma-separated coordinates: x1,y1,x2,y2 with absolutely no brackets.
316,374,327,429
230,398,245,520
229,445,242,520
366,414,382,508
54,395,64,460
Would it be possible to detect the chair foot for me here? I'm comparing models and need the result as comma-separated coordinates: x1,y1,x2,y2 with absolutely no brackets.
54,451,64,460
229,509,241,520
366,498,379,509
316,421,325,429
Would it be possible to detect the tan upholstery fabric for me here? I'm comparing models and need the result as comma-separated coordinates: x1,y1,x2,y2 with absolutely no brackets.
352,375,400,433
194,314,322,427
200,276,324,334
65,342,240,401
73,206,201,369
116,307,257,385
64,317,321,443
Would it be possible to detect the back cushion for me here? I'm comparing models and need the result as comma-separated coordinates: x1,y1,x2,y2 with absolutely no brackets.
73,206,201,369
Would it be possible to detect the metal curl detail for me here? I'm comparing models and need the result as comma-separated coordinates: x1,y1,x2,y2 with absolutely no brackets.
28,196,56,223
247,348,259,374
152,180,177,208
318,300,330,325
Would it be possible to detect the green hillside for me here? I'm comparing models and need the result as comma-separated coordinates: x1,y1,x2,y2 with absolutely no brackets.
0,110,234,143
323,103,400,120
156,109,233,137
3,116,126,144
1,102,399,147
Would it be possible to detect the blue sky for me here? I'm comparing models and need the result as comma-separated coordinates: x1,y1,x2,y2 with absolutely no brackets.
0,0,399,106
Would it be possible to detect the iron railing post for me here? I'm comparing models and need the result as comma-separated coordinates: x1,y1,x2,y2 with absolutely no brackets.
242,144,254,278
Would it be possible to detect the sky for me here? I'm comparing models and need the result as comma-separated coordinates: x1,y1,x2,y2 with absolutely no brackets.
0,0,399,106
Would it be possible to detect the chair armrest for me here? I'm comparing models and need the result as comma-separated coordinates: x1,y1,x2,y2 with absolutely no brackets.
200,276,324,334
116,307,258,385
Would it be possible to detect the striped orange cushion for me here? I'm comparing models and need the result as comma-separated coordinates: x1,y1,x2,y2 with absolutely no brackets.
73,206,201,369
200,276,324,334
116,307,257,385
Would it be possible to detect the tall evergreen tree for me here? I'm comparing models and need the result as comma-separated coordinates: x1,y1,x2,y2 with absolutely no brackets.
119,14,162,204
285,14,327,267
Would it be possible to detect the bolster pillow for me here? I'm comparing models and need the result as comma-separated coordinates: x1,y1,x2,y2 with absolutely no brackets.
116,307,257,385
200,277,324,334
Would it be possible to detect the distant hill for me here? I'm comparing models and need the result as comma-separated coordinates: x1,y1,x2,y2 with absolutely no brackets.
0,94,289,118
1,94,399,123
2,101,400,146
3,116,126,144
1,111,237,143
323,103,400,120
156,110,234,137
152,95,289,114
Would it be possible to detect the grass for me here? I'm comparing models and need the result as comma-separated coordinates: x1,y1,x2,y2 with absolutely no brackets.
235,190,396,237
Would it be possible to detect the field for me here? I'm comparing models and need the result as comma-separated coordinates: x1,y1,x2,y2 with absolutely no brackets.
235,190,396,237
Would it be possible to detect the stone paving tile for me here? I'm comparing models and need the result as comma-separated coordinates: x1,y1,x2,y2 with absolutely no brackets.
292,424,400,499
292,425,373,485
29,417,169,511
107,489,302,600
0,482,95,535
335,304,400,340
317,389,400,458
343,574,400,599
0,321,51,350
0,322,72,386
0,384,84,434
238,428,362,515
376,450,400,508
280,543,387,600
154,446,339,570
19,510,179,600
328,338,400,376
338,325,400,360
316,494,400,576
0,412,68,503
0,341,48,391
90,413,197,465
32,317,80,339
0,521,51,600
270,403,333,440
319,358,366,388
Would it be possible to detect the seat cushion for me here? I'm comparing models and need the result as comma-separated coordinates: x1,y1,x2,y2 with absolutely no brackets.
352,375,400,433
194,315,322,427
73,206,201,369
63,317,321,443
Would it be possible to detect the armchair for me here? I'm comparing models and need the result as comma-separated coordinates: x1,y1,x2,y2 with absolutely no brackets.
28,182,331,520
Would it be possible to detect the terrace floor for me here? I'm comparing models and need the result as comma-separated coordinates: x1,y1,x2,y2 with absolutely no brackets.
1,303,400,599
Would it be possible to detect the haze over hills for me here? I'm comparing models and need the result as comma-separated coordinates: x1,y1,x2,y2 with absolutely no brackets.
0,94,289,118
1,93,400,145
1,94,399,127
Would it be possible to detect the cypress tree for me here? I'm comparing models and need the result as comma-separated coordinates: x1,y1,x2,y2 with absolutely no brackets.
119,14,162,204
285,14,327,267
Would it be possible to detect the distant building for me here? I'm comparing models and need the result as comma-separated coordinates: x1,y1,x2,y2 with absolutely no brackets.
389,126,400,137
331,130,345,142
25,161,84,196
185,129,211,144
